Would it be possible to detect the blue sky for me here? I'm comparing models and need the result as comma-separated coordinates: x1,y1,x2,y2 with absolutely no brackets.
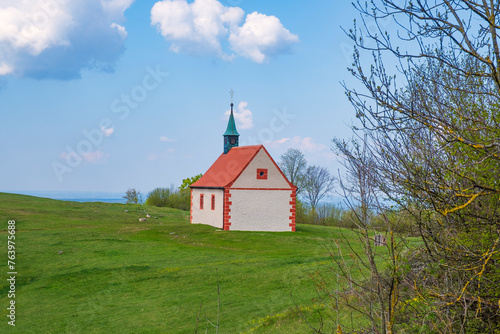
0,0,363,195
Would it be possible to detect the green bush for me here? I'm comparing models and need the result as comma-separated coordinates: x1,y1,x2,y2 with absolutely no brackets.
167,189,190,211
145,187,171,207
145,186,191,211
295,199,309,224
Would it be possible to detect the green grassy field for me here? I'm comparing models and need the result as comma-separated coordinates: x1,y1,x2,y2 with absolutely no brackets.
0,193,367,333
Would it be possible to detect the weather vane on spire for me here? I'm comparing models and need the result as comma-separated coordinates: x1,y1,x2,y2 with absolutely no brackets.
230,89,234,104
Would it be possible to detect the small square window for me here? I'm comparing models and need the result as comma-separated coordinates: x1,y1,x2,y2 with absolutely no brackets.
257,168,268,180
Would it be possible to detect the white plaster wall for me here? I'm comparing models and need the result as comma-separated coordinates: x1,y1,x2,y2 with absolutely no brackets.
230,148,291,189
191,188,224,228
229,189,292,231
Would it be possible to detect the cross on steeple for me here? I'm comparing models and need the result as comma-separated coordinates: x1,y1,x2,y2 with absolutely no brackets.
224,89,239,154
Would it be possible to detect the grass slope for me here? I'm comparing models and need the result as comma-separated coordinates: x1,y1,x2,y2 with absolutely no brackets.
0,193,364,333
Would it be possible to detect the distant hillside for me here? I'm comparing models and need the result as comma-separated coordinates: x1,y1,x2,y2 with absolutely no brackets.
1,190,126,203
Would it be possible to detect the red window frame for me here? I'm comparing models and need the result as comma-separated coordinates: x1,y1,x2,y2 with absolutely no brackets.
211,194,215,210
200,194,204,209
257,168,268,180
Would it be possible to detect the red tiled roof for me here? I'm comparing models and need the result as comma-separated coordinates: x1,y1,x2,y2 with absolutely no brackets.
190,145,263,188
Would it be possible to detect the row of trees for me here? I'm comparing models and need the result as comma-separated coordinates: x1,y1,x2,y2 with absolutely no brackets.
312,1,500,333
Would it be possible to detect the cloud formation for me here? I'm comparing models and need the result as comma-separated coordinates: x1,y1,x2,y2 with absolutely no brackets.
271,136,327,153
229,12,299,63
82,150,109,163
225,101,253,129
59,150,109,164
151,0,298,62
268,136,336,165
101,126,115,137
0,0,133,79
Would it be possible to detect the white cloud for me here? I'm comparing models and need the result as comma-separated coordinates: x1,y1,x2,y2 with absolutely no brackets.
160,136,177,142
101,0,135,18
60,150,109,163
110,23,127,39
150,0,298,62
224,101,253,129
0,0,134,79
101,126,114,137
229,12,299,63
0,2,72,56
268,136,336,166
270,136,335,160
274,137,290,144
82,150,109,163
151,0,243,60
0,62,13,75
270,136,327,153
298,136,327,153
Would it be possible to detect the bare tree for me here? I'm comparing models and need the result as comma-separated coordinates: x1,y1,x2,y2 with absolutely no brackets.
302,165,335,211
341,1,500,332
279,148,307,194
330,135,407,334
303,136,408,334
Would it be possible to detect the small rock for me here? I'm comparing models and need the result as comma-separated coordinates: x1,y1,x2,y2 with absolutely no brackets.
124,210,129,213
139,218,147,222
58,251,63,255
169,232,175,235
146,214,151,218
154,217,158,219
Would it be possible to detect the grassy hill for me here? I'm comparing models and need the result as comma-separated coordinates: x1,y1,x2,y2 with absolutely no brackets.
0,193,365,333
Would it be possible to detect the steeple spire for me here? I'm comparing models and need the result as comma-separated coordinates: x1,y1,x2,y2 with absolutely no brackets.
223,89,239,154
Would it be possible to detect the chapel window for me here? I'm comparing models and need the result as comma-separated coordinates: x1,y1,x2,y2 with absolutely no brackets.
257,169,268,180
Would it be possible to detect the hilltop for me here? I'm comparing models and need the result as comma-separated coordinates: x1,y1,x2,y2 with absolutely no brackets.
0,192,364,333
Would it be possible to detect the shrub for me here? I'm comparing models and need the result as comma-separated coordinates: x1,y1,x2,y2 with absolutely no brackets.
295,199,309,224
145,186,191,211
145,187,171,207
167,189,190,211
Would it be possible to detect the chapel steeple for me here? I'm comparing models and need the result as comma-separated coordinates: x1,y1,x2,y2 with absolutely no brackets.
223,89,239,154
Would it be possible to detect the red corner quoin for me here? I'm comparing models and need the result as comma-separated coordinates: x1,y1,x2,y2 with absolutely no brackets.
289,189,296,232
223,189,232,230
